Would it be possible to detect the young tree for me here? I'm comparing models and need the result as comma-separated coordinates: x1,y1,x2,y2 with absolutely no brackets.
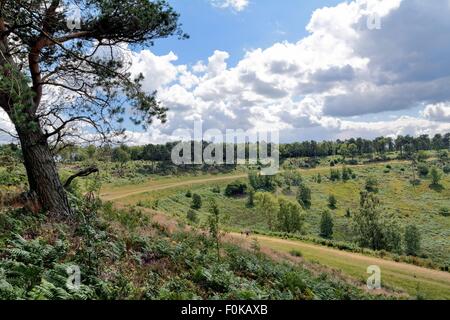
328,194,337,209
255,192,279,230
208,199,221,261
353,191,385,250
430,166,442,187
296,184,312,209
277,197,303,233
319,210,334,239
187,209,198,224
0,1,186,217
191,194,202,210
365,176,379,193
404,225,421,256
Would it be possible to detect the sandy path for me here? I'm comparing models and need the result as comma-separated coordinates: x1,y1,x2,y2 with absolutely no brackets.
101,174,247,201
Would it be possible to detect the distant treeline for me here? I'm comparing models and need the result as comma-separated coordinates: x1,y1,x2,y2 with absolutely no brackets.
1,133,449,163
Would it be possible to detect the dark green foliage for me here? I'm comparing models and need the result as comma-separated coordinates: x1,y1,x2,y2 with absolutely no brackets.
246,187,255,208
248,172,276,192
417,164,429,176
353,192,384,250
430,167,442,187
296,184,312,209
185,190,192,198
319,211,334,239
277,198,303,234
211,185,221,194
224,181,247,197
342,167,353,181
289,250,303,257
439,207,449,217
365,177,379,193
443,165,450,174
316,173,322,184
329,169,341,181
191,194,202,210
187,210,198,224
208,200,221,261
404,225,421,256
281,170,303,187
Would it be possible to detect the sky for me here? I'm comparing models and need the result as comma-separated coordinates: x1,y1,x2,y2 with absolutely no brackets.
2,0,450,145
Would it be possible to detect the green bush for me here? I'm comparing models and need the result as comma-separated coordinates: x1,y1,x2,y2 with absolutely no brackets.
187,209,199,223
191,194,202,210
319,210,334,239
443,165,450,174
329,169,340,181
296,184,312,209
328,195,337,209
224,181,247,197
365,177,379,193
439,207,449,217
417,164,429,176
405,225,421,256
289,250,303,257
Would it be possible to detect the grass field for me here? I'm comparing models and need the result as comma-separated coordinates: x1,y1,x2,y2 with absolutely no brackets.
101,160,450,299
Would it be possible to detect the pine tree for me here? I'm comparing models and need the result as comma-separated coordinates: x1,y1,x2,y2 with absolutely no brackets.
319,210,334,239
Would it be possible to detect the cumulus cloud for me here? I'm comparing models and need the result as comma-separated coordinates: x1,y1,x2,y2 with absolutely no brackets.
210,0,249,12
422,102,450,122
122,0,450,144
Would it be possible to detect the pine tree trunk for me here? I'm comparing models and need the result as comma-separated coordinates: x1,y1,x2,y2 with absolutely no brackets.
16,126,72,218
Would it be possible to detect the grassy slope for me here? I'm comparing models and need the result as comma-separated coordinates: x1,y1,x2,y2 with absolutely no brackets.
246,235,450,300
101,160,450,299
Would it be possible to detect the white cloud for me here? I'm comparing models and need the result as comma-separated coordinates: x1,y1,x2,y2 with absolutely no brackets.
210,0,249,12
422,102,450,122
123,0,450,144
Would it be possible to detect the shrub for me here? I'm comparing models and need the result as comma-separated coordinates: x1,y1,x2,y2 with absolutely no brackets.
246,187,255,207
365,177,379,193
342,167,352,181
191,194,202,210
417,164,429,176
296,184,312,209
328,195,337,209
329,169,340,181
185,190,192,198
430,167,442,186
316,173,322,184
345,208,352,218
439,207,449,217
187,209,199,223
319,210,334,239
443,165,450,174
277,198,303,233
289,250,303,257
225,181,247,197
404,225,421,256
211,185,221,194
